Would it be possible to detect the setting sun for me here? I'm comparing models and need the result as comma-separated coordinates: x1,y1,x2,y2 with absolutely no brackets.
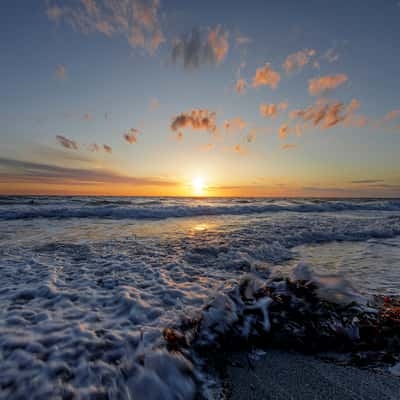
192,176,205,196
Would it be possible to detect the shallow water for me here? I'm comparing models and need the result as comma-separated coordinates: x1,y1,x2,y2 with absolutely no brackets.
0,196,399,398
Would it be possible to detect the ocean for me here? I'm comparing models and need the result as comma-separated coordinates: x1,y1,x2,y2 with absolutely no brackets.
1,196,399,398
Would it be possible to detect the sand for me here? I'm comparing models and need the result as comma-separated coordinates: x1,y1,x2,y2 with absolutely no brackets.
222,350,400,400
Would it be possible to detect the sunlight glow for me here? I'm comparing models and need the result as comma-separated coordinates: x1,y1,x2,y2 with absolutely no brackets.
192,176,205,196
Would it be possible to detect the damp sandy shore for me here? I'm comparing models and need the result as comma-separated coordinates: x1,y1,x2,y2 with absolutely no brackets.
221,350,400,400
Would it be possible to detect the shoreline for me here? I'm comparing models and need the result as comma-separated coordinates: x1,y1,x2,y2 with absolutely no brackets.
215,349,400,400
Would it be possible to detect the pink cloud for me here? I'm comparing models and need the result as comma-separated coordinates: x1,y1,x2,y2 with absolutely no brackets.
252,63,280,89
309,74,348,96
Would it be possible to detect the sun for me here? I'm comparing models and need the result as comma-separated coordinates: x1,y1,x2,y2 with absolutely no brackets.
192,176,205,196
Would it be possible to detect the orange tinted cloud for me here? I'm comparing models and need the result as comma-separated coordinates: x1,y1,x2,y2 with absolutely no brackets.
103,144,112,154
172,26,229,69
124,128,141,144
290,98,368,130
200,143,215,151
83,113,93,121
279,123,288,139
282,143,297,150
260,102,288,118
309,74,348,96
55,65,66,79
232,144,247,154
252,63,280,89
171,109,217,135
150,98,159,111
283,49,316,73
224,117,246,133
56,135,78,150
383,109,400,122
235,78,246,94
46,0,164,54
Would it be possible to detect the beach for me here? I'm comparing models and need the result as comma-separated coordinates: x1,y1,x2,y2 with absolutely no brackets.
0,196,399,399
222,350,400,400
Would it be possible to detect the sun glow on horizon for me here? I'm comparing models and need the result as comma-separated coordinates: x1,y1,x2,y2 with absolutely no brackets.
192,176,206,196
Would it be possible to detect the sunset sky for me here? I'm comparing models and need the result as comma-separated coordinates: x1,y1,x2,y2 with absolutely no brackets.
1,0,400,197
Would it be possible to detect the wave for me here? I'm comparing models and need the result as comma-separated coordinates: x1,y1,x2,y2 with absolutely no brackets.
1,198,400,220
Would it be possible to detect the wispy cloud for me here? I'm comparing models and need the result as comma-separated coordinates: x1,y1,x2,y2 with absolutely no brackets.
323,47,340,63
224,117,246,134
252,63,280,88
46,0,164,54
150,97,159,111
87,143,112,154
283,49,316,74
55,64,66,79
383,109,400,122
56,135,78,150
170,109,217,135
281,143,297,150
289,99,367,130
124,128,141,144
171,26,229,69
83,112,93,121
231,144,247,154
235,78,246,94
351,179,385,184
309,74,348,96
235,35,252,46
0,157,175,186
279,123,288,139
199,143,215,151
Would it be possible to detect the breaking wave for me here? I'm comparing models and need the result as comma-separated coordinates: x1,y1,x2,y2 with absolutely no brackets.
1,197,400,220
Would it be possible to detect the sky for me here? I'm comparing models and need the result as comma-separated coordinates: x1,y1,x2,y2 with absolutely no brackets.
1,0,400,197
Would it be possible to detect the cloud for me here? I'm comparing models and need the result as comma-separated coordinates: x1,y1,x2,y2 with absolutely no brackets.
199,143,215,151
323,48,340,63
170,109,217,135
150,98,159,111
283,49,316,73
246,130,257,143
260,102,288,118
235,35,252,45
87,143,112,153
55,65,66,79
235,78,246,94
0,157,175,186
46,0,164,54
124,128,141,144
224,117,246,134
232,144,247,154
56,135,78,150
171,26,229,69
83,112,93,121
278,123,288,139
351,179,385,184
252,63,280,89
103,144,112,153
289,99,367,130
309,74,348,96
383,109,400,122
281,143,297,150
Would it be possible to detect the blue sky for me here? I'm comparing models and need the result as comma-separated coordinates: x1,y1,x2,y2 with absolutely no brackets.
0,0,399,196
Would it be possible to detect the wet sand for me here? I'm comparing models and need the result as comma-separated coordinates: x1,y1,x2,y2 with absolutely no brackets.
223,350,400,400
